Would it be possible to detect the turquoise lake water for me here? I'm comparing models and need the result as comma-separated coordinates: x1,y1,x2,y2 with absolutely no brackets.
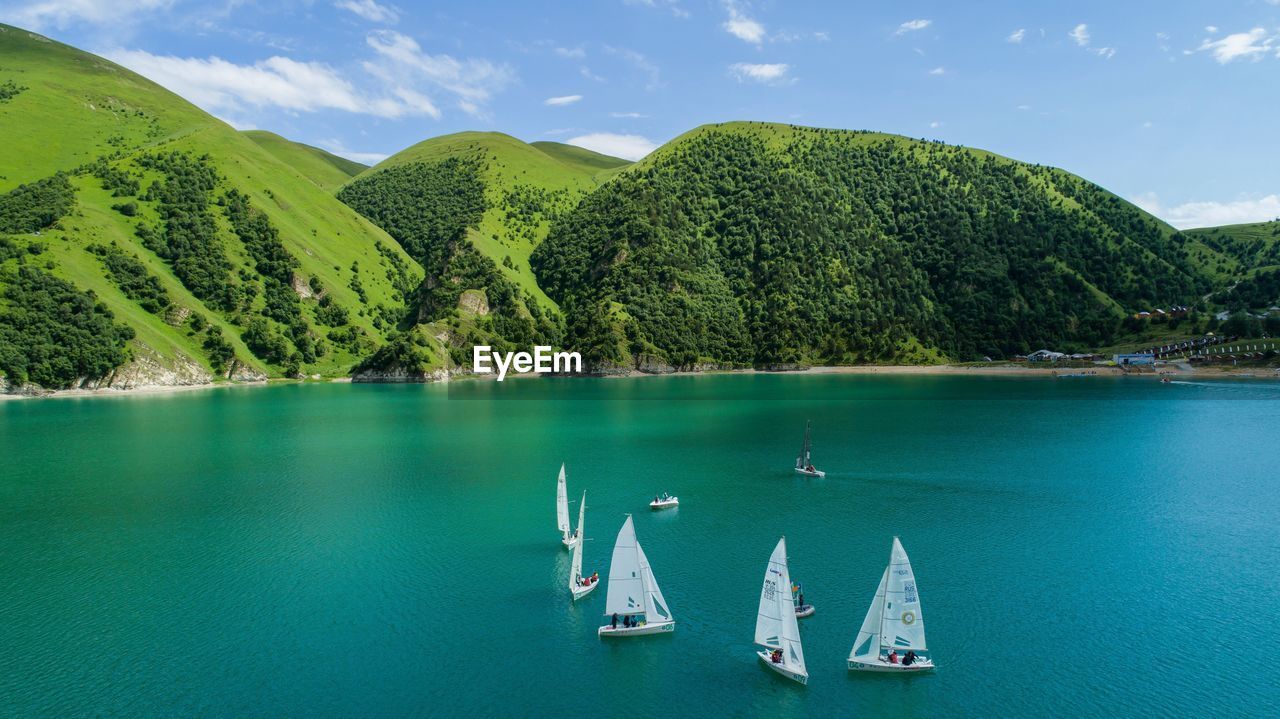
2,374,1279,717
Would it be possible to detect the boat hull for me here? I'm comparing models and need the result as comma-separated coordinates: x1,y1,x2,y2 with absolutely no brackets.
598,620,675,637
795,604,815,618
649,499,679,510
847,656,935,673
562,535,578,550
571,580,598,601
794,468,825,477
756,651,808,684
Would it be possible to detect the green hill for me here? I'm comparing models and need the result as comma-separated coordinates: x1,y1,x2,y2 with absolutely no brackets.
529,141,632,174
1183,220,1280,311
531,121,1206,368
242,130,366,193
343,131,629,310
0,24,419,389
333,133,630,374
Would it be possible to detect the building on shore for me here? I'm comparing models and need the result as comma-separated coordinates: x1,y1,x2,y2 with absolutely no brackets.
1027,349,1066,362
1113,353,1155,366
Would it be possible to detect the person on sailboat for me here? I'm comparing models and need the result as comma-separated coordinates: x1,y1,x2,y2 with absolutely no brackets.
887,649,899,664
611,613,618,629
771,649,783,664
903,650,917,667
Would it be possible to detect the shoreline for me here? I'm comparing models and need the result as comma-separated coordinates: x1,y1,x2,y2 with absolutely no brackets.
4,363,1276,401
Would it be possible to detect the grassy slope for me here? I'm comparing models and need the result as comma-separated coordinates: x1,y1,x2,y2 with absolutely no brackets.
351,132,630,310
528,141,631,173
0,25,418,379
242,130,366,193
1183,220,1280,284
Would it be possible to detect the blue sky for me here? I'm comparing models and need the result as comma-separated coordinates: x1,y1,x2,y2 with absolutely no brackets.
3,0,1279,228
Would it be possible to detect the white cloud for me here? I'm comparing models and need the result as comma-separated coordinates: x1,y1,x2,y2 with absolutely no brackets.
928,66,945,75
554,46,586,59
1205,26,1218,34
334,0,398,24
929,121,941,128
106,30,511,122
363,30,514,115
3,0,171,30
1008,28,1025,43
1069,23,1115,58
1070,24,1090,46
1195,28,1274,64
729,62,790,83
610,111,648,118
722,0,765,44
895,19,930,36
624,0,688,18
566,132,657,161
318,138,389,165
1130,192,1280,229
544,94,583,106
106,49,436,118
1016,104,1031,110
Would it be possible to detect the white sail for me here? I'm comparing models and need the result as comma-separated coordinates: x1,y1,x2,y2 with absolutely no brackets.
848,567,887,661
556,464,571,539
636,541,672,624
879,537,927,652
570,491,587,587
603,516,646,616
755,537,805,674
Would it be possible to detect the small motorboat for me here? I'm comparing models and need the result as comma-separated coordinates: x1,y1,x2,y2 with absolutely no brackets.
793,582,814,618
649,492,679,510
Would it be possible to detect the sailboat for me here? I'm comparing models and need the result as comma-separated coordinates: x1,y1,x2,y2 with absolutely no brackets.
754,537,808,684
556,463,577,550
794,421,825,477
598,515,675,637
569,491,598,600
847,536,935,672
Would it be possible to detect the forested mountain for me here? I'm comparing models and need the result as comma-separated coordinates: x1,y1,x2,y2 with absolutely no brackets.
531,122,1206,368
333,133,627,373
0,25,415,390
2,26,1269,390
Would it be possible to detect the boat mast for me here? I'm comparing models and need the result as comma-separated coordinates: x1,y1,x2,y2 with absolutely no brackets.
878,537,893,657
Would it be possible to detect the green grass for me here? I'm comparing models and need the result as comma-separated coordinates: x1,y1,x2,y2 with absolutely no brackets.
1183,220,1280,283
242,130,366,193
352,131,631,311
0,24,420,380
529,141,631,174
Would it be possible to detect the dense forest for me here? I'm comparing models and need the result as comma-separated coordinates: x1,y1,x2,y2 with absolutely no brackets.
0,240,135,388
337,158,562,361
532,126,1205,368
